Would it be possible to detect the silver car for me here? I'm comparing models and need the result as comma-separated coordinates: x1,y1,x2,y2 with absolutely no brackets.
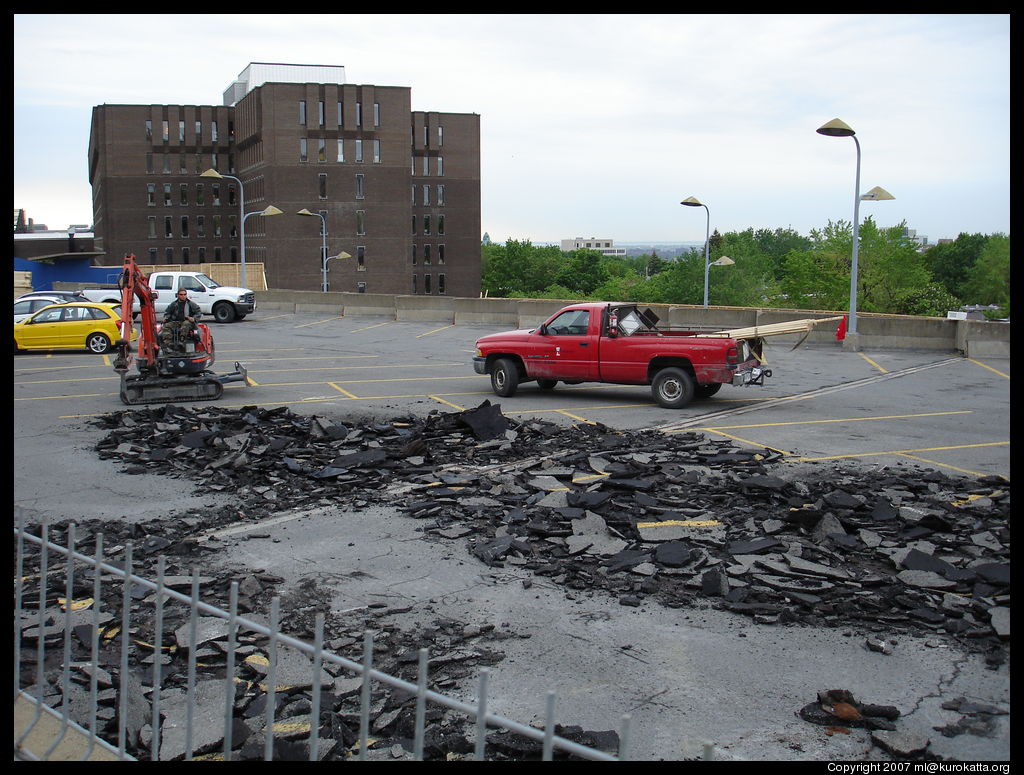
14,295,71,323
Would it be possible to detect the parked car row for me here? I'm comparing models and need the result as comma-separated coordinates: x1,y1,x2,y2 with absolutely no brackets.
14,294,137,354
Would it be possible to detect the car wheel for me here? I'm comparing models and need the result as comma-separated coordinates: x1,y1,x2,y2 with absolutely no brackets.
694,382,723,399
652,367,695,409
213,303,236,323
490,358,520,397
537,379,558,390
87,333,112,354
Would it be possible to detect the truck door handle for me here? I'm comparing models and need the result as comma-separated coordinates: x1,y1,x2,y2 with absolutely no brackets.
579,342,589,346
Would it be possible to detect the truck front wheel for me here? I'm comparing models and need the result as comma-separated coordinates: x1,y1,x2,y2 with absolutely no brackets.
212,302,236,323
652,367,695,409
491,358,520,397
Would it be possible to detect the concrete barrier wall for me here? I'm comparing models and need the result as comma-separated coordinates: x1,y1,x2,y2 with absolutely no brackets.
255,290,1010,354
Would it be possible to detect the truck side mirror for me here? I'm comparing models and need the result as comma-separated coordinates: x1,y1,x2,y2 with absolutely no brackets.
538,324,548,336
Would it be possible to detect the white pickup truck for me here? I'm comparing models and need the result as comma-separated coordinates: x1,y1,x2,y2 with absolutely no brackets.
80,271,256,323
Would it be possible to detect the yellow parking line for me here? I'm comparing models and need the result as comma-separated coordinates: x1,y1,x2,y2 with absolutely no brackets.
798,440,1008,462
701,428,791,456
690,410,973,432
351,321,395,333
555,409,597,425
858,353,888,373
416,324,455,338
895,453,990,478
967,358,1010,379
294,316,344,328
429,395,465,411
328,382,360,399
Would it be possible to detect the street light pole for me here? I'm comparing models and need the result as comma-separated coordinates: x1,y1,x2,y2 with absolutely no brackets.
681,196,711,308
816,120,895,339
297,209,330,292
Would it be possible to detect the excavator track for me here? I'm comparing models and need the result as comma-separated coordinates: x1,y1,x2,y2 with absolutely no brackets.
120,373,225,405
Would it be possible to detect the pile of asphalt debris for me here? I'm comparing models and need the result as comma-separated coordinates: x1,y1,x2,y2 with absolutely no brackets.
15,400,1010,760
89,401,1010,657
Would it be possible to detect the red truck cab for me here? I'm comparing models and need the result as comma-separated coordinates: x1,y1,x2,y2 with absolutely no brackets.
473,302,768,409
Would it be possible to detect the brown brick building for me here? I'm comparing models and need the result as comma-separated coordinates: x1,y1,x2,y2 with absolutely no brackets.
88,63,480,295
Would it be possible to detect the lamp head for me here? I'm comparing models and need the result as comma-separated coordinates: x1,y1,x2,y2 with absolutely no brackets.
680,196,704,207
816,118,856,137
199,168,224,179
861,186,895,201
261,205,283,216
296,208,315,216
711,256,735,266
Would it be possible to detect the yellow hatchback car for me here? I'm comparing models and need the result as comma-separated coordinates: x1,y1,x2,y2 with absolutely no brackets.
14,302,135,354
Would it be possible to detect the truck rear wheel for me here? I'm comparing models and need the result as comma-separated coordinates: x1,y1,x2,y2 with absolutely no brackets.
491,358,520,397
652,367,695,409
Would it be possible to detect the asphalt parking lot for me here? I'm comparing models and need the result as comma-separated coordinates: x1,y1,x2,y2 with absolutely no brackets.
12,311,1011,761
14,309,1011,482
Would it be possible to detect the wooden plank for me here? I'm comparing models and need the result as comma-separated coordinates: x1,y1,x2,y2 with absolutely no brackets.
697,316,845,339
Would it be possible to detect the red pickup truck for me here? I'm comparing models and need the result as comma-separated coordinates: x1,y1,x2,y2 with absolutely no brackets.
473,302,769,409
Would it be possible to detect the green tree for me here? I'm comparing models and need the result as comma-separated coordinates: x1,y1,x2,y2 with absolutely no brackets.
553,249,610,295
855,218,932,313
480,239,561,297
923,232,988,298
962,233,1010,308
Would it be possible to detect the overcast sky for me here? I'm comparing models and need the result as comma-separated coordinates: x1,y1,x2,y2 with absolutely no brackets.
14,13,1010,245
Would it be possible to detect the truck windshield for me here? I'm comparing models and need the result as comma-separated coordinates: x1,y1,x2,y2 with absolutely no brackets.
197,274,220,288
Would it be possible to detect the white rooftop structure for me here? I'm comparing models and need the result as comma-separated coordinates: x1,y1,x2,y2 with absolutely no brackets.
223,62,346,106
560,237,626,257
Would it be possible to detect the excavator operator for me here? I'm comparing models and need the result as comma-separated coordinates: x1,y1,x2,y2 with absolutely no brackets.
161,289,201,353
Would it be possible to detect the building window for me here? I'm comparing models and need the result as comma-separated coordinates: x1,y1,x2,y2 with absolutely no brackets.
195,153,203,174
147,183,156,206
438,126,443,147
356,210,365,235
164,184,172,206
180,184,188,206
180,154,188,174
163,154,171,174
164,216,173,238
299,101,307,125
422,156,429,176
412,274,417,293
373,139,381,163
424,274,432,295
411,244,417,265
437,184,445,206
299,138,308,163
145,120,152,140
318,173,328,200
423,215,430,235
412,215,417,235
181,216,189,238
437,157,444,176
337,101,344,127
438,244,446,264
149,248,158,263
355,174,364,199
355,102,362,127
196,184,205,206
438,273,446,294
318,101,325,126
356,246,365,269
146,153,154,174
148,216,157,238
337,139,344,162
357,282,366,293
211,152,218,171
197,215,205,237
373,102,380,127
182,247,190,264
227,185,236,206
437,214,445,236
179,120,185,142
213,215,221,237
422,185,430,206
162,120,169,142
318,139,326,163
166,248,174,262
354,139,363,163
423,244,431,265
195,121,202,141
214,247,222,261
198,246,206,262
211,121,218,143
229,215,237,239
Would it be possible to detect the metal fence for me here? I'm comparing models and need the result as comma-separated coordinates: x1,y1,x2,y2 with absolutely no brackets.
13,517,633,761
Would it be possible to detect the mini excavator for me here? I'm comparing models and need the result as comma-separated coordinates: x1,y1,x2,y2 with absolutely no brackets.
112,254,248,405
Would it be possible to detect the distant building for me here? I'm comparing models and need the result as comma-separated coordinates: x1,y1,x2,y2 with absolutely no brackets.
560,237,626,257
88,62,481,295
902,227,929,248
